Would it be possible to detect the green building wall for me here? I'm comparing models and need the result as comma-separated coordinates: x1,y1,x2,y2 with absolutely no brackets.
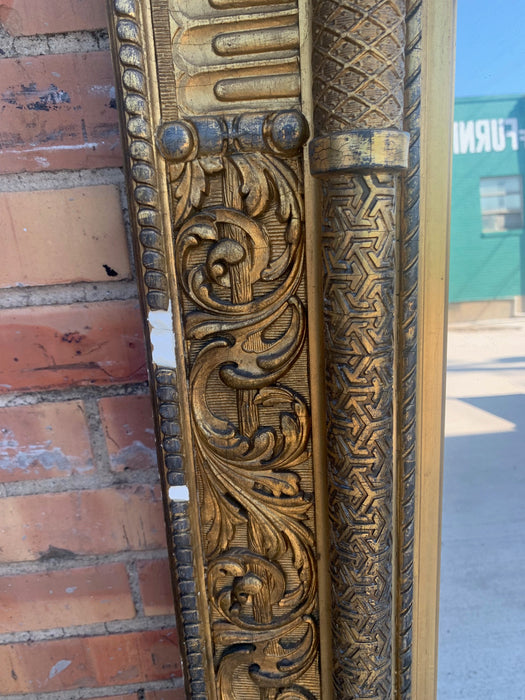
449,95,525,306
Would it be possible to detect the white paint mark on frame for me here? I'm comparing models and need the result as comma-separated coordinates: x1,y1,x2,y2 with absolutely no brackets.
168,485,190,502
148,303,177,369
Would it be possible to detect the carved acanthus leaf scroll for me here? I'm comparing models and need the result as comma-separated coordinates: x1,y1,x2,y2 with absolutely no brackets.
161,112,320,699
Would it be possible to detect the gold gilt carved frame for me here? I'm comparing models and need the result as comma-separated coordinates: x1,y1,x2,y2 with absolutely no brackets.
107,1,455,698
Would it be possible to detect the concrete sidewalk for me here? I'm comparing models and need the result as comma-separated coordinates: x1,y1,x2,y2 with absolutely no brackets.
437,319,525,699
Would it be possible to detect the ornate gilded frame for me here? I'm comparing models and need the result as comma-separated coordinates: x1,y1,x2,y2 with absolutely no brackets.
107,1,455,698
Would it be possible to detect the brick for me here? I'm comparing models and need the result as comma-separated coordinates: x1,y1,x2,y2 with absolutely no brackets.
0,186,130,288
0,628,182,693
0,0,108,36
0,401,93,482
0,485,167,562
137,559,175,616
99,395,157,472
0,300,147,394
0,52,121,173
146,691,187,700
0,563,134,633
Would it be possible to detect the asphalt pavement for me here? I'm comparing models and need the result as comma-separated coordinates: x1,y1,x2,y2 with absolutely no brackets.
437,318,525,699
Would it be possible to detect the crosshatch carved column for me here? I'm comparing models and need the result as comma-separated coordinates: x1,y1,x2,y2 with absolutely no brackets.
309,1,410,697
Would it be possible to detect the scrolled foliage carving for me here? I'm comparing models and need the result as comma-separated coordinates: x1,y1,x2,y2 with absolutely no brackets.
169,128,319,698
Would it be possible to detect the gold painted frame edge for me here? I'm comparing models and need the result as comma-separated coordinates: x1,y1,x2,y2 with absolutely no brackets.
105,2,215,696
298,0,332,696
413,1,456,697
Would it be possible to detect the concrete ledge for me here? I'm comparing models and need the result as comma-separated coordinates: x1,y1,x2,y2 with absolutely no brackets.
448,297,525,323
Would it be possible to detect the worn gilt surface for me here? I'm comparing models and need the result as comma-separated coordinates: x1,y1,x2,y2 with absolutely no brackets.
310,0,409,697
108,0,430,697
396,1,422,696
165,112,320,700
162,3,322,694
319,169,397,698
110,0,321,698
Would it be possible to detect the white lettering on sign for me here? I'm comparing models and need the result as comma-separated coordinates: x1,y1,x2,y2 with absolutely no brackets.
453,118,521,154
475,119,490,152
491,119,506,151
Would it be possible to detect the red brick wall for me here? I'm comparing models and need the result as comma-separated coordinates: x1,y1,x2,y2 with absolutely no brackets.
0,2,184,697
